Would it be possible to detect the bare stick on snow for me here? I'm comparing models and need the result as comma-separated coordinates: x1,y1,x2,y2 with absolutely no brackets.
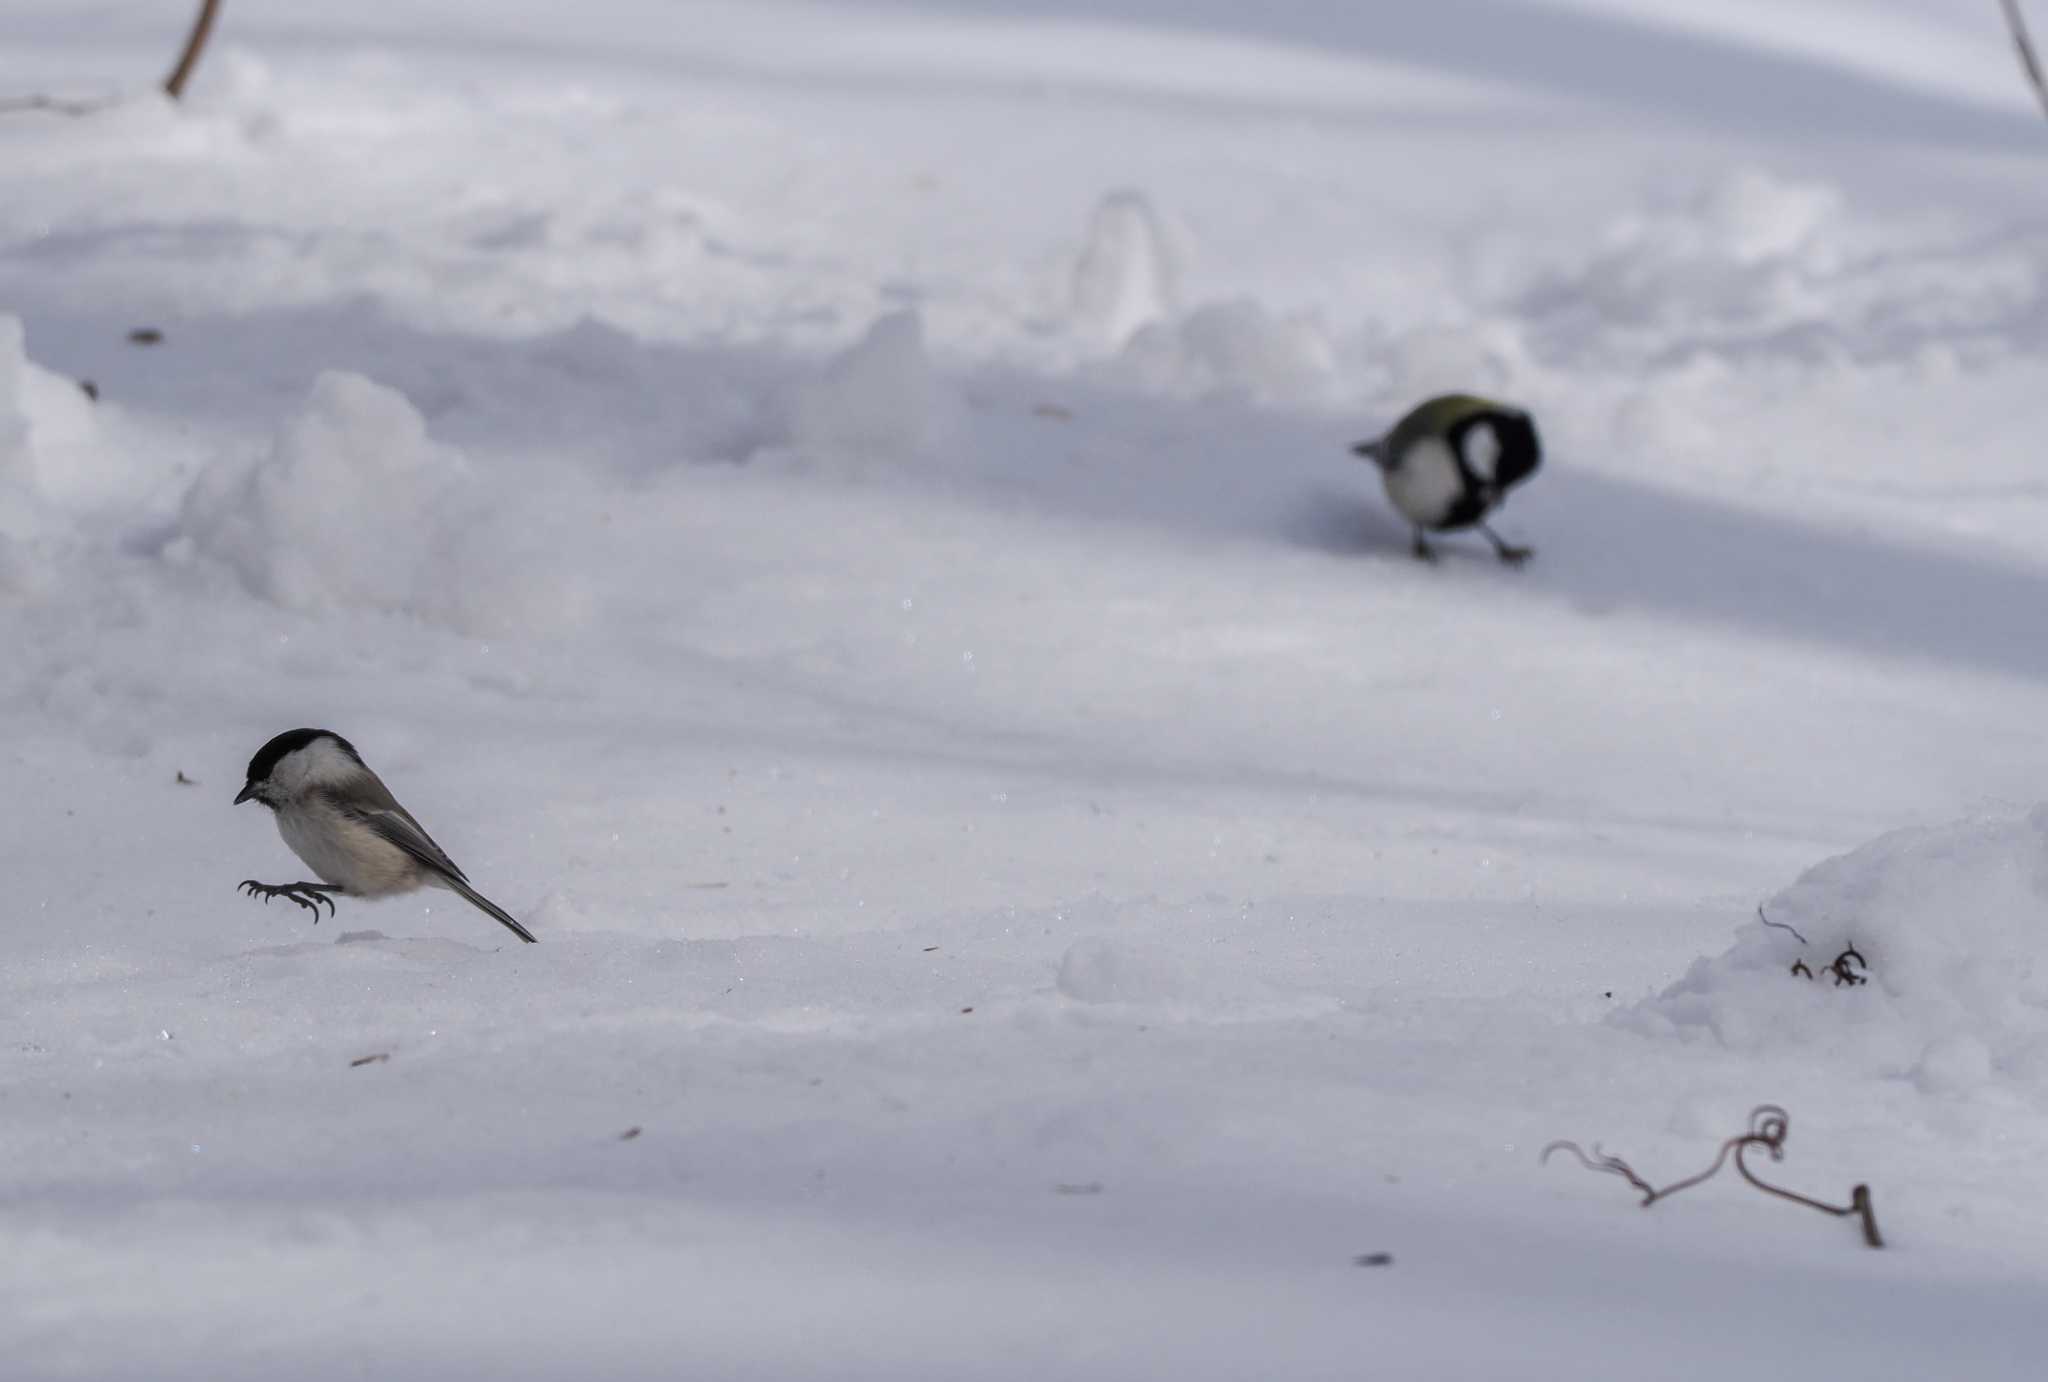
163,0,224,100
5,0,222,116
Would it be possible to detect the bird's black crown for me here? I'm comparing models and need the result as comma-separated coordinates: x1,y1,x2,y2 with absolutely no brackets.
245,728,363,785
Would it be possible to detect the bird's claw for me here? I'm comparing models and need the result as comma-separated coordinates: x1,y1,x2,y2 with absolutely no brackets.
238,879,336,920
1496,545,1533,567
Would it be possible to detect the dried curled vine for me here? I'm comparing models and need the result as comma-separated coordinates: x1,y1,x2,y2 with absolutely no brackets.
1761,907,1869,986
1818,944,1867,987
1543,1104,1884,1248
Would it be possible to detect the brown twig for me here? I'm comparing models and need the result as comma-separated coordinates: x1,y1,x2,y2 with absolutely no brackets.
1544,1104,1883,1248
6,0,221,117
2003,0,2048,123
163,0,224,101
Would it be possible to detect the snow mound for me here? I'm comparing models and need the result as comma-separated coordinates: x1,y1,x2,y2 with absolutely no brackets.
0,317,31,484
175,371,586,635
1381,321,1527,403
1622,808,2048,1097
777,310,947,457
0,322,36,561
0,312,99,510
1684,167,1844,266
1070,189,1184,346
0,313,101,594
1520,168,1852,359
1111,300,1337,405
177,371,468,615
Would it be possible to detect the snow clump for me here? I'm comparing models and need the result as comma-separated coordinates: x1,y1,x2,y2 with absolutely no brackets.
0,312,99,509
777,310,948,457
1070,189,1184,346
1519,167,1851,359
178,370,469,616
1622,807,2048,1099
175,371,588,635
0,313,102,593
1112,300,1337,405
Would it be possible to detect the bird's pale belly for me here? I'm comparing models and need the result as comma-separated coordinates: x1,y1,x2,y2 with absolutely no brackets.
1383,437,1469,529
276,805,421,897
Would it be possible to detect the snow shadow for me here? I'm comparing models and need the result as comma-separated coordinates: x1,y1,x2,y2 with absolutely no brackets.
880,0,2038,150
1294,462,2048,685
20,292,2048,687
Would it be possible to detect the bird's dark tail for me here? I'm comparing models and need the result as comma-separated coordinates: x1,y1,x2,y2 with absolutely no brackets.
449,877,538,943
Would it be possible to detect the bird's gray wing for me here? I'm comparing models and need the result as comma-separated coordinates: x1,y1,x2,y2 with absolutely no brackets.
336,774,471,885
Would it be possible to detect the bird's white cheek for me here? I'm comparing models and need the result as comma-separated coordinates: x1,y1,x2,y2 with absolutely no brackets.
1462,422,1502,482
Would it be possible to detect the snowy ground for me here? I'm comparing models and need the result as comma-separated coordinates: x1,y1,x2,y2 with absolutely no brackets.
6,1,2048,1376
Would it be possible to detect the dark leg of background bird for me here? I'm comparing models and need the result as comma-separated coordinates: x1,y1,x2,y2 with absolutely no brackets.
1480,522,1531,566
239,879,342,919
1411,530,1437,563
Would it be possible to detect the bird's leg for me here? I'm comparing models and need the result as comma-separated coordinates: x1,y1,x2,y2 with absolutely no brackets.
1411,529,1437,563
238,880,341,920
1480,522,1531,566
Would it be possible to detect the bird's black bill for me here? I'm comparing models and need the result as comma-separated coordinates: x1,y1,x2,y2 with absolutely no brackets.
233,783,256,805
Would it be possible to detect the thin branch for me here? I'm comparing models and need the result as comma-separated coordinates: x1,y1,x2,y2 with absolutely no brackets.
162,0,224,101
2003,0,2048,122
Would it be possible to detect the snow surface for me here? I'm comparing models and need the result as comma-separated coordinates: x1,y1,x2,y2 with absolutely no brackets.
6,1,2048,1376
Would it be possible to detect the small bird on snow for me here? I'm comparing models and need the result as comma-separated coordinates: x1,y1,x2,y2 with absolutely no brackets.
1352,394,1541,564
234,728,537,943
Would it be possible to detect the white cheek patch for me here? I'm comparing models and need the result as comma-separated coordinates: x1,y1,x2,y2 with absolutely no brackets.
272,738,363,793
1461,422,1502,482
